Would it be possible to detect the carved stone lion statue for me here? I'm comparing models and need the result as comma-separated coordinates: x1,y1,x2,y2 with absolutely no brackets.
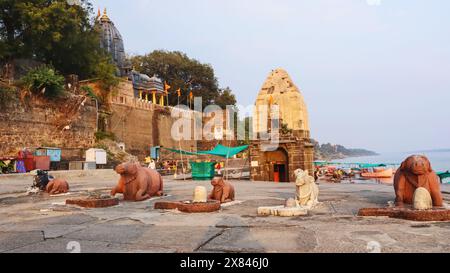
294,169,319,209
208,175,235,204
394,155,443,208
46,179,69,195
111,162,164,202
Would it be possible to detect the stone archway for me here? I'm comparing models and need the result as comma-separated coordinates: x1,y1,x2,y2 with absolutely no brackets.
265,148,289,182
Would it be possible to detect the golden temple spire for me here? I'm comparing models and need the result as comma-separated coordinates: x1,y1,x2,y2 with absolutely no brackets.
100,8,110,21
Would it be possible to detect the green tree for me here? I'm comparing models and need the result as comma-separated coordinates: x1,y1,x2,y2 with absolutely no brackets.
0,0,116,80
21,65,65,99
94,56,120,91
215,87,237,108
131,50,236,108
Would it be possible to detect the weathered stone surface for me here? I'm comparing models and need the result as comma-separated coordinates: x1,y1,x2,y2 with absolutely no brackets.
285,198,297,208
26,214,98,226
200,227,317,253
66,197,119,208
6,238,129,253
131,226,222,252
257,205,308,217
1,173,450,253
0,231,44,252
42,225,88,239
154,200,221,213
358,207,450,222
64,223,147,244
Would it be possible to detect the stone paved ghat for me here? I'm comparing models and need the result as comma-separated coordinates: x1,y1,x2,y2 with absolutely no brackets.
0,172,449,253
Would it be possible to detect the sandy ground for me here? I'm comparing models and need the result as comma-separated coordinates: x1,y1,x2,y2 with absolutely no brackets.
0,170,449,253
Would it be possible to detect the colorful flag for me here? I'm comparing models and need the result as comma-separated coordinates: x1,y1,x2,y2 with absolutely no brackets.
269,95,274,105
164,82,171,94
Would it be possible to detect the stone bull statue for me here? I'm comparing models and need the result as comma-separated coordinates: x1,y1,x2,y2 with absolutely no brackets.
294,169,319,209
111,162,163,201
46,179,69,195
394,155,443,208
208,174,235,204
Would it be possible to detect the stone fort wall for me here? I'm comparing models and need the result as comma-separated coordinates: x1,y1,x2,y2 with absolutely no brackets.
0,96,97,160
0,79,228,163
107,80,198,160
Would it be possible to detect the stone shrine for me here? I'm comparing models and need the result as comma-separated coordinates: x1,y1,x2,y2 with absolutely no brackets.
250,69,314,183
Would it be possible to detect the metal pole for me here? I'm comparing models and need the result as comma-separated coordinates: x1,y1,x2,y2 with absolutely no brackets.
177,95,186,182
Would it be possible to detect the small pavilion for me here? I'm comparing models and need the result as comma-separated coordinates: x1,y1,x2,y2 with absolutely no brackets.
130,71,166,106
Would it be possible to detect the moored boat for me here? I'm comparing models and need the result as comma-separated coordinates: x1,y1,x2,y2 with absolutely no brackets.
361,168,394,178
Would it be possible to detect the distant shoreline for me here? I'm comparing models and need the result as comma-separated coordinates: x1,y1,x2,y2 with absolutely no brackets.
315,152,379,162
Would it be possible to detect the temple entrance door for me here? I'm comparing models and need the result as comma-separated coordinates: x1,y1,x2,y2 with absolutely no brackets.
274,164,287,183
265,149,289,183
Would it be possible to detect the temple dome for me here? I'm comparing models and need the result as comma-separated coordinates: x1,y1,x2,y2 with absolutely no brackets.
253,68,310,133
97,9,130,77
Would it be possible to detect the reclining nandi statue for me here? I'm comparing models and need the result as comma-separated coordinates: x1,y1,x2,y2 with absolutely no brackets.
294,169,319,209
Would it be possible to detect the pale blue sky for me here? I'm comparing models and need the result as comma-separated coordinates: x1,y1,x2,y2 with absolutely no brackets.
91,0,450,153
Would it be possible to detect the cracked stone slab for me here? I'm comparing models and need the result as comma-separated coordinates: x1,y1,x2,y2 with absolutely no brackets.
130,226,223,252
200,227,317,253
0,231,44,252
64,223,147,244
22,214,98,226
6,238,130,253
43,225,88,239
350,230,398,248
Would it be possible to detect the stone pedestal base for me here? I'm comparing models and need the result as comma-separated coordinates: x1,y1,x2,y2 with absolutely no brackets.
358,207,450,222
257,206,308,217
154,201,221,213
66,197,119,208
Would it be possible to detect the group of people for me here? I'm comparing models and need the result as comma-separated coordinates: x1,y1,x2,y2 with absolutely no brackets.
145,157,178,172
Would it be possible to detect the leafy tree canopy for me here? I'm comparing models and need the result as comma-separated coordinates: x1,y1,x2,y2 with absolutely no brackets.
0,0,114,80
131,50,236,108
21,65,65,99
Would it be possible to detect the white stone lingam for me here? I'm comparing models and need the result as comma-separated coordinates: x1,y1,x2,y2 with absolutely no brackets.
193,186,208,203
413,187,433,210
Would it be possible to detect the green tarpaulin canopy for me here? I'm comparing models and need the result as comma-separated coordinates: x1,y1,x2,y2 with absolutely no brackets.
358,163,387,168
162,148,199,156
437,171,450,181
162,144,249,159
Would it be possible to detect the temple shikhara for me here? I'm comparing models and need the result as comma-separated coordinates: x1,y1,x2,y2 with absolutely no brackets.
97,9,131,77
250,69,314,182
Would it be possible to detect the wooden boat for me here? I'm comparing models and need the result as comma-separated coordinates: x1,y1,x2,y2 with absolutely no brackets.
361,168,394,178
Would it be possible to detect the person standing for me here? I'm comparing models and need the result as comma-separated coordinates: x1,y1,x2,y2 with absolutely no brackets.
148,159,156,170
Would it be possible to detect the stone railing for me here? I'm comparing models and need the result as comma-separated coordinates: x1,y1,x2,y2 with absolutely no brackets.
111,96,195,117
